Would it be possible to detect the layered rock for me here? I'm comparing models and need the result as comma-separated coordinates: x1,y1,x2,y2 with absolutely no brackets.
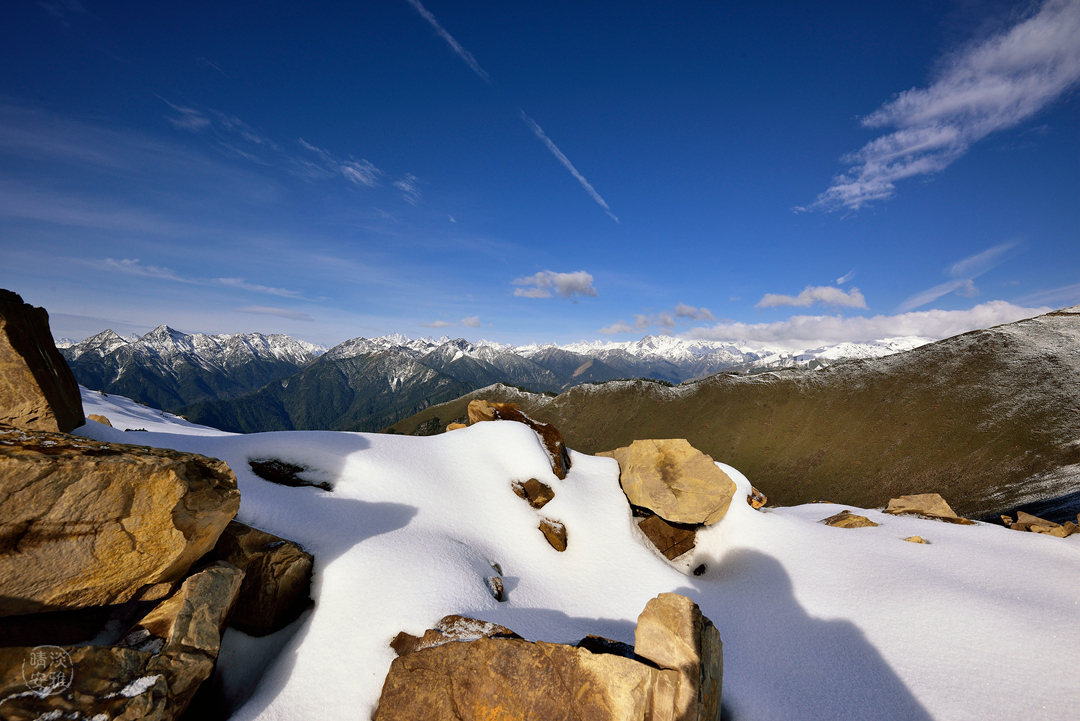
390,615,522,657
883,493,976,525
467,399,571,479
207,520,314,635
599,439,736,525
0,427,240,616
0,289,84,433
374,593,721,721
637,514,697,560
1008,510,1080,537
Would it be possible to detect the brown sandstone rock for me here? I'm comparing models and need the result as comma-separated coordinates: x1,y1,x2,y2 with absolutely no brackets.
374,637,679,721
538,517,567,552
207,520,314,636
821,509,879,528
0,427,241,616
600,439,736,525
445,422,467,431
883,493,976,525
466,399,572,479
903,536,929,544
87,413,112,426
747,486,767,509
1010,511,1076,537
637,514,697,560
634,593,723,721
511,477,555,508
390,615,522,657
0,290,84,433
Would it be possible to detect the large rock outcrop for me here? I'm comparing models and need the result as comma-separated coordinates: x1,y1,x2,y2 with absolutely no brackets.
0,426,241,616
0,289,84,433
599,439,736,526
373,593,722,721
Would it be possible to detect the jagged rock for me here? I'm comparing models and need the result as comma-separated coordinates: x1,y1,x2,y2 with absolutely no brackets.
821,509,879,528
445,422,467,431
0,290,84,433
486,575,505,602
87,413,112,426
390,615,522,657
0,562,243,721
883,493,976,525
512,477,555,508
634,593,723,721
1010,511,1078,537
466,399,571,479
207,520,314,636
903,536,929,544
0,426,240,616
747,486,767,509
599,439,736,525
638,514,697,560
249,458,332,491
538,517,567,551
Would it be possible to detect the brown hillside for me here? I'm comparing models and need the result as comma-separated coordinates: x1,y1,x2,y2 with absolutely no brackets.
387,308,1080,519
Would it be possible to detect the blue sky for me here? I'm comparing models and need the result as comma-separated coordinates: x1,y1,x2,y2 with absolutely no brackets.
1,0,1078,349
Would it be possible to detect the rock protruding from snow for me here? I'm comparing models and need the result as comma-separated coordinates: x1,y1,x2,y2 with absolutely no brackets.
634,593,723,721
207,520,314,636
375,594,721,721
637,514,697,560
467,399,571,479
0,426,240,616
538,517,568,552
390,615,523,657
1009,510,1080,537
0,289,85,433
884,493,976,525
511,478,555,509
599,439,736,526
820,509,879,528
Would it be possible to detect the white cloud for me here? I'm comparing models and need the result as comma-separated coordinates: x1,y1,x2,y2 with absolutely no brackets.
599,320,636,334
512,270,598,300
235,306,313,322
836,270,856,285
520,112,619,223
804,0,1080,211
420,315,481,329
421,319,455,328
898,242,1017,311
674,303,717,321
159,98,212,132
215,277,308,300
461,316,480,327
99,258,192,283
684,300,1049,350
393,174,420,204
404,0,492,83
757,286,868,309
1016,282,1080,307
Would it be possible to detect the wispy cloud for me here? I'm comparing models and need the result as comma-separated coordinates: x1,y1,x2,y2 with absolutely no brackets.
757,286,868,309
421,319,455,328
215,277,308,299
461,315,480,327
520,112,619,223
1016,282,1080,307
684,301,1049,350
404,0,492,83
159,98,212,132
393,174,421,204
803,0,1080,211
836,270,857,285
674,303,717,321
235,306,314,322
298,138,382,187
512,270,598,300
197,57,231,78
421,315,483,329
898,241,1017,311
39,0,90,27
99,258,193,283
601,303,716,334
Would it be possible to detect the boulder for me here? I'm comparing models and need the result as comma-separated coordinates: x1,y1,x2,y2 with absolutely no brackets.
821,509,879,528
599,439,736,525
0,426,240,616
538,517,567,552
87,413,112,426
637,514,696,560
634,593,723,721
0,562,243,721
883,493,976,525
511,477,555,509
0,290,84,433
466,400,571,479
390,615,522,657
207,521,314,636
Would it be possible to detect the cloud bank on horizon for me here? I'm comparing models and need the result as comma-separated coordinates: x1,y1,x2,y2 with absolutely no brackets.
803,0,1080,211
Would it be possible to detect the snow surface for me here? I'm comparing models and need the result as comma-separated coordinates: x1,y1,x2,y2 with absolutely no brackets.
73,388,1080,721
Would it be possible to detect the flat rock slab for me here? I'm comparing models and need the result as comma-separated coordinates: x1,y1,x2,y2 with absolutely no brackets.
638,514,697,560
0,290,84,433
599,439,736,526
0,426,240,616
883,493,975,524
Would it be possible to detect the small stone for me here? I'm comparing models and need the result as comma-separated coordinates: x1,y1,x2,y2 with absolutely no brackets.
1000,515,1014,526
692,564,707,576
821,509,879,528
538,518,567,552
445,422,467,431
637,514,697,560
903,536,928,544
511,478,555,508
747,486,767,509
87,413,112,426
486,576,504,602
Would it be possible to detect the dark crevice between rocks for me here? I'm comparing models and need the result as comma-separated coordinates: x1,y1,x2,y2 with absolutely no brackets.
574,635,662,670
248,459,332,491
